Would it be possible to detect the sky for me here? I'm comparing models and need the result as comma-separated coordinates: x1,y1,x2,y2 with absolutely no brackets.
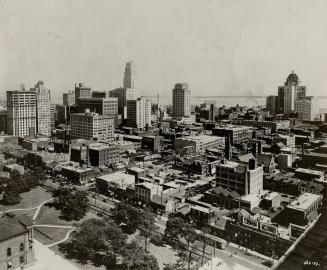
1,0,327,104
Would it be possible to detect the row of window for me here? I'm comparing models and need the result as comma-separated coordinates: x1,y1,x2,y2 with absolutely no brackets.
6,244,24,257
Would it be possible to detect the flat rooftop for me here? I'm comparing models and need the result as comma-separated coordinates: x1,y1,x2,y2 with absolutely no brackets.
295,168,324,176
213,125,252,131
61,165,94,173
97,171,135,188
288,193,322,211
177,135,224,143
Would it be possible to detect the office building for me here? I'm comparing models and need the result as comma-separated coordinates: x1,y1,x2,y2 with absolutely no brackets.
126,97,151,129
233,119,290,133
278,71,306,114
63,90,75,106
216,159,263,196
123,61,136,89
109,87,135,119
92,91,109,98
88,142,121,167
294,96,319,121
7,87,37,137
212,125,253,145
172,83,191,117
77,97,118,115
174,135,225,154
70,111,114,142
74,83,91,104
266,95,279,114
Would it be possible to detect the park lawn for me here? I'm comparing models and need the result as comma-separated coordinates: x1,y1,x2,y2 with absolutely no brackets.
0,188,52,211
36,204,98,226
136,235,178,269
34,227,72,245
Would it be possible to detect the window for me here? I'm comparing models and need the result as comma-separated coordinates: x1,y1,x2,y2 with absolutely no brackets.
20,256,24,264
7,248,11,257
7,261,12,269
20,243,24,252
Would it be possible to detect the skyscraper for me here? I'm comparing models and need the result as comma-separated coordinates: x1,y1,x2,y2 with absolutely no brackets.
126,97,152,129
278,71,306,114
7,86,37,137
123,61,136,89
172,83,191,117
32,81,51,136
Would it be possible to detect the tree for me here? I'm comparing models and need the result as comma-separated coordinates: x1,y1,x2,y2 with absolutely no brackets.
121,241,159,270
59,218,127,267
164,216,185,245
2,191,22,205
139,209,158,251
53,187,89,220
110,202,143,234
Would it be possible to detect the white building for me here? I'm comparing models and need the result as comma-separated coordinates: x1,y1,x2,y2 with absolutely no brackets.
70,111,114,142
216,159,263,196
7,87,37,137
126,97,151,129
174,135,225,154
294,97,319,121
278,71,306,114
172,83,191,117
33,81,51,136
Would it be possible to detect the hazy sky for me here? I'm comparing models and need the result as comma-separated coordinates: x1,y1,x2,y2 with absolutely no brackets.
1,0,327,103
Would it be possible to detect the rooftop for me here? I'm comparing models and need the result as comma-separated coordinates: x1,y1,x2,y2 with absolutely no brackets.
0,214,32,243
287,193,322,211
97,171,135,188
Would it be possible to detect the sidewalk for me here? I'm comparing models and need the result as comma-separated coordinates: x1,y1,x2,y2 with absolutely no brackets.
29,240,80,270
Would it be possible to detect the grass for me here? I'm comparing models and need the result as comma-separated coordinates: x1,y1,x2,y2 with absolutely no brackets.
35,204,99,226
0,187,52,211
34,227,72,245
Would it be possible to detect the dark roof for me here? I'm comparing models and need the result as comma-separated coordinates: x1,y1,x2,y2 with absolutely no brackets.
0,214,32,243
257,154,273,167
211,186,240,199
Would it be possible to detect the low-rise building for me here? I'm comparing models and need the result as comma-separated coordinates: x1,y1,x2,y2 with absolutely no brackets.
284,193,322,226
60,164,96,185
88,143,120,167
0,213,35,270
174,135,225,154
96,171,135,196
216,159,263,196
135,182,163,203
212,125,252,145
294,168,325,183
141,136,161,153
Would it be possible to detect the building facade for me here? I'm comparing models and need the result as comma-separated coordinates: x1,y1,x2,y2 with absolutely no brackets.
70,112,114,142
212,125,253,145
63,90,75,106
7,88,37,137
109,87,135,119
126,98,152,129
266,95,279,114
172,83,191,117
174,135,225,154
77,97,118,115
74,83,91,104
123,61,136,89
278,71,306,114
294,96,319,121
216,159,263,196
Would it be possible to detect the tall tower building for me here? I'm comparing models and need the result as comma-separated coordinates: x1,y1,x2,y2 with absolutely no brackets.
74,83,91,104
123,61,136,89
32,81,51,136
266,95,279,114
126,97,152,129
278,71,306,114
172,83,191,117
7,86,37,137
